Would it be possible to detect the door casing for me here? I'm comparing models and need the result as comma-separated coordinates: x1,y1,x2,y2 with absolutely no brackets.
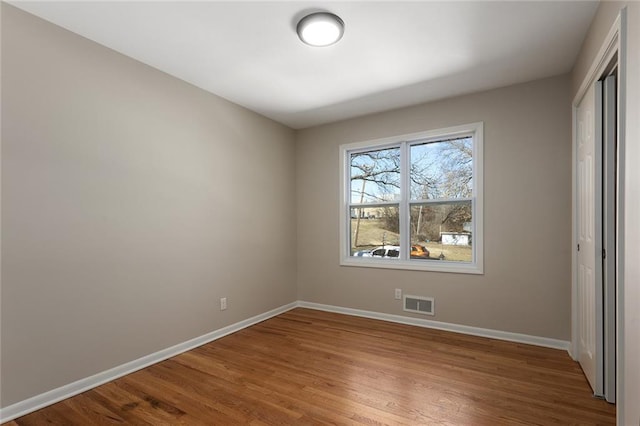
571,9,626,414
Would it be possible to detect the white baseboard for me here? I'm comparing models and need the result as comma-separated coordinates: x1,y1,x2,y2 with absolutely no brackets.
296,301,571,351
1,299,571,422
0,302,298,423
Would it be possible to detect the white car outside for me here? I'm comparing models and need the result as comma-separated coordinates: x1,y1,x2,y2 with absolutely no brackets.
355,246,400,258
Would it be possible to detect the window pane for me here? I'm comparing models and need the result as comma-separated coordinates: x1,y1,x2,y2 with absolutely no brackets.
410,201,472,262
410,137,473,200
350,206,399,257
350,147,401,203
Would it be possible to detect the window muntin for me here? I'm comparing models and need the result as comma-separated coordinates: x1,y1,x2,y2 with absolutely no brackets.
341,123,483,274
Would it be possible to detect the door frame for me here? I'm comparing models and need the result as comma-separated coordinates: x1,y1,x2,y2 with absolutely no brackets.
601,72,617,403
571,6,627,415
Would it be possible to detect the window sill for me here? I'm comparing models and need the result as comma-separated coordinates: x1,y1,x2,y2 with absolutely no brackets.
340,258,483,274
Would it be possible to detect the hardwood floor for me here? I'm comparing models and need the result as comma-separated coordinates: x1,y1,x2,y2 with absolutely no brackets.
5,308,615,425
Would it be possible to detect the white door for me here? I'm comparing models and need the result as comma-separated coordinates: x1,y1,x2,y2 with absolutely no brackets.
576,83,604,396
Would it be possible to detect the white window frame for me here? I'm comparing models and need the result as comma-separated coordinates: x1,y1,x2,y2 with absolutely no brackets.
339,122,483,274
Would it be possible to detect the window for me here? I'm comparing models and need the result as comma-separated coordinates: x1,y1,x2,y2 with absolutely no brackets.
340,122,483,274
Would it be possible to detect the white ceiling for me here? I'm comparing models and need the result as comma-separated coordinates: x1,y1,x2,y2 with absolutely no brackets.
10,1,599,129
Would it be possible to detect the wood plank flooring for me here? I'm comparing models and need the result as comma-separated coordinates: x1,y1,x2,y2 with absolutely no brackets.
5,308,615,425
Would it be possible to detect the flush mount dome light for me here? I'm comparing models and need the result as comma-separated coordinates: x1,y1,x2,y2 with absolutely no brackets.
297,12,344,47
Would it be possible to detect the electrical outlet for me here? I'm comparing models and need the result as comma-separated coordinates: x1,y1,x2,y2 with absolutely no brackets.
394,288,402,300
220,297,227,310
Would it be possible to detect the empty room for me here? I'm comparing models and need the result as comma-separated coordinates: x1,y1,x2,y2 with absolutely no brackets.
2,1,639,425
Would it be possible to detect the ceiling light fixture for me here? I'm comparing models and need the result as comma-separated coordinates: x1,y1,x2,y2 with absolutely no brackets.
296,12,344,47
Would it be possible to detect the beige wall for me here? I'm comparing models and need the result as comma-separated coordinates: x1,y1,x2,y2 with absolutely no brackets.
1,4,297,407
572,2,640,424
296,75,572,341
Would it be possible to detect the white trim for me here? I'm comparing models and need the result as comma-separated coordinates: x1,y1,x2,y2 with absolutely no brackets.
297,301,570,351
340,257,483,274
603,73,617,403
0,302,298,423
341,123,480,153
